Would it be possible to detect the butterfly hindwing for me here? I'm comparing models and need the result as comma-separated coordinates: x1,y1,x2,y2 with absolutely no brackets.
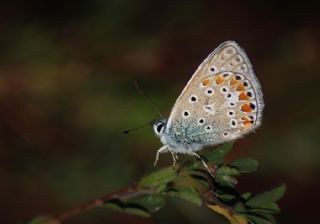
167,41,264,147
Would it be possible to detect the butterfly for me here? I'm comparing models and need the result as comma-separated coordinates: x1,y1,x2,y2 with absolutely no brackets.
152,41,264,172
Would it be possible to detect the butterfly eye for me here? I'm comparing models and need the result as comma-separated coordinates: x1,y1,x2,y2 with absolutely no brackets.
156,123,164,133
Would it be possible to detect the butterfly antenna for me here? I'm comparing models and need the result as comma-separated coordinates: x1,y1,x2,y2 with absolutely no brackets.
123,120,155,135
134,81,164,118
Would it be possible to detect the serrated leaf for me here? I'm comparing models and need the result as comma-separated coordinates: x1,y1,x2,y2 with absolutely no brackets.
138,167,177,188
205,142,234,164
28,216,59,224
167,185,202,206
208,204,248,224
246,184,286,207
231,158,258,173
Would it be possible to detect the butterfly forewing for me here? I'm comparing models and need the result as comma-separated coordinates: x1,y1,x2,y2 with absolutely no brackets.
167,41,264,147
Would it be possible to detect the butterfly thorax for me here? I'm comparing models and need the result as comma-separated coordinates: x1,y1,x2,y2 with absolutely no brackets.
153,119,204,154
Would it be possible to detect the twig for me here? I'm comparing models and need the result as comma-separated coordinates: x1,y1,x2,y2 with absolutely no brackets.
55,184,154,223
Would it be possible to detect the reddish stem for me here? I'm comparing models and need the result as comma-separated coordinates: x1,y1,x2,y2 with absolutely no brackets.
55,184,154,223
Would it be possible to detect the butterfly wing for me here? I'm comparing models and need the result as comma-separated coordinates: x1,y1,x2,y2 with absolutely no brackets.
166,41,264,147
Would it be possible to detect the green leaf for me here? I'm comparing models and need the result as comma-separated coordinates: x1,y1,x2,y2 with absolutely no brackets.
241,192,252,200
104,201,123,212
138,167,177,188
205,142,234,165
188,171,212,188
28,216,59,224
215,173,238,188
216,166,241,176
105,201,151,218
246,184,286,207
231,158,258,173
245,214,274,224
132,195,166,213
214,166,240,187
234,202,247,213
123,207,151,218
104,195,166,217
167,185,202,206
217,193,236,202
260,202,281,212
249,202,281,214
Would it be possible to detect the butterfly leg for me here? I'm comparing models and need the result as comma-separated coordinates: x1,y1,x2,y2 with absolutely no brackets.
154,145,169,167
192,152,215,178
169,151,179,167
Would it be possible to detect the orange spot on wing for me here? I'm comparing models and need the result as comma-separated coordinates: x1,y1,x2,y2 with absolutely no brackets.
215,76,225,84
230,78,237,85
202,79,210,86
241,117,252,127
241,117,250,122
241,104,253,113
239,92,249,100
237,84,245,91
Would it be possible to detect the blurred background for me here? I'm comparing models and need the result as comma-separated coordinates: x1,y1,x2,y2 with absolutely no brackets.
0,0,319,223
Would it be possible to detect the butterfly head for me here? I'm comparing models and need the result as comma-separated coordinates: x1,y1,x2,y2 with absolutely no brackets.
153,118,167,136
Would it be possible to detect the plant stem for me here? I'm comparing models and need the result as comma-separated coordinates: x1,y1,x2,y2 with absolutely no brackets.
55,184,154,223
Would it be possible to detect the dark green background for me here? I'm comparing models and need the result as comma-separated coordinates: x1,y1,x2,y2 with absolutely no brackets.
0,0,319,223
